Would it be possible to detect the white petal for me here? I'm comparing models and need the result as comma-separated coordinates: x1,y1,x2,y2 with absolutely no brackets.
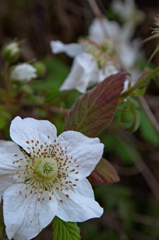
67,176,95,199
50,40,84,58
10,116,57,154
60,52,99,93
0,176,13,202
57,131,104,177
98,64,119,83
56,182,103,222
0,141,24,176
88,17,120,43
3,184,58,240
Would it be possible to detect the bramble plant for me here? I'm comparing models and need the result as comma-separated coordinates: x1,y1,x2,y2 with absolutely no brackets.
0,1,159,240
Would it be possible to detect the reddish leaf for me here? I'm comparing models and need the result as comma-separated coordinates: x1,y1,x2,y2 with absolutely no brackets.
87,158,120,185
64,72,127,137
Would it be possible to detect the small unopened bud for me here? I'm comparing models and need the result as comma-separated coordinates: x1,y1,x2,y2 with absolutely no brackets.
33,61,47,78
1,41,21,62
10,63,37,82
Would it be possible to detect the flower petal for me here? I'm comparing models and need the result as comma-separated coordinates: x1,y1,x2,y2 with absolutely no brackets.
0,140,24,176
56,179,103,222
50,40,84,58
57,131,104,177
88,17,120,44
3,184,58,240
60,52,99,93
10,116,57,154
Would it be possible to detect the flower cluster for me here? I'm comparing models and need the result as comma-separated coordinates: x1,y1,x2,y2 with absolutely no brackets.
51,13,143,93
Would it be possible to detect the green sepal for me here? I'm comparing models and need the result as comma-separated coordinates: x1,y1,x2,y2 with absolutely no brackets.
125,109,141,133
52,217,80,240
132,87,146,97
121,106,134,123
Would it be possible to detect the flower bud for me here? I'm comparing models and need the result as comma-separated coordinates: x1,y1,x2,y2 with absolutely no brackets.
33,61,46,78
10,63,37,82
1,41,20,62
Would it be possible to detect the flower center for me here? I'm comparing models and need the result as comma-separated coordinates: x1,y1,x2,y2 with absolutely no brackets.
35,158,58,180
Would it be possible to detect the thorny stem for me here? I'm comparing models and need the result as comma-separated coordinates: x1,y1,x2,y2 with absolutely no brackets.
120,65,159,99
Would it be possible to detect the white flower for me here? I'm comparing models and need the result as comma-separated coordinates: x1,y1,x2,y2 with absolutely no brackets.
10,63,37,82
0,116,104,240
50,40,118,93
88,17,140,69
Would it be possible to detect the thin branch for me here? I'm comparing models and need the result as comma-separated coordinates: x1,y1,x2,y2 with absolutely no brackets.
139,95,159,134
87,0,103,18
119,129,159,201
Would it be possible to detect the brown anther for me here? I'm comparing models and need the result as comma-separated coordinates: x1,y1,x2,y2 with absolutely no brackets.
70,169,75,172
14,154,18,157
65,181,68,184
75,172,79,174
37,141,39,144
75,179,79,181
26,141,29,144
18,165,21,168
18,175,21,178
31,140,34,143
42,197,45,201
69,181,72,183
73,184,76,186
76,165,79,167
60,200,63,203
25,194,27,198
74,159,77,162
65,188,68,191
13,161,15,164
38,198,40,201
19,191,22,195
30,191,32,194
56,187,59,190
49,196,52,200
66,194,69,198
68,161,71,163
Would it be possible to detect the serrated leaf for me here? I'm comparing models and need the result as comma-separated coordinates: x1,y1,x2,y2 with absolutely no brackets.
52,217,80,240
87,158,120,185
64,72,127,137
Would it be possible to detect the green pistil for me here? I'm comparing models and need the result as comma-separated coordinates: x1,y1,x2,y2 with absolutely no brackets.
35,157,58,181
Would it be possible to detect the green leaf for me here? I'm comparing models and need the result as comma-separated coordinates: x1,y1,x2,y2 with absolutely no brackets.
87,157,120,185
53,217,80,240
64,72,127,137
